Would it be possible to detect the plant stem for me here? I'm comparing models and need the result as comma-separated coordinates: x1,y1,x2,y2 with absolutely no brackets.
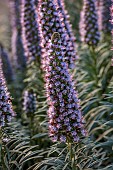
29,113,35,145
67,142,76,170
0,127,7,170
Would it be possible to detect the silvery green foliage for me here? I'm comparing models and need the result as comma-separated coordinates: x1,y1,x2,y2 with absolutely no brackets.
21,0,42,63
45,33,86,143
38,0,77,69
79,0,100,46
97,0,112,33
36,140,110,170
23,90,37,117
0,60,15,127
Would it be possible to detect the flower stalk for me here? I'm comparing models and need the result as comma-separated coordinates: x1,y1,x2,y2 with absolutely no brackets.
21,0,42,63
79,0,100,47
97,0,112,34
0,60,15,127
38,0,77,69
45,32,86,143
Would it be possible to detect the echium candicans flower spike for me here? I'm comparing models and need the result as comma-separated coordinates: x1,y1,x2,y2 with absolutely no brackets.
23,90,37,117
21,0,42,63
45,32,86,143
97,0,112,34
79,0,100,47
0,44,14,83
55,0,78,63
38,0,77,69
0,60,15,127
9,0,26,70
56,0,76,42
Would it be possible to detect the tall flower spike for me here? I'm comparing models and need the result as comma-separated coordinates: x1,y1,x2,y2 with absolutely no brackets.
23,90,37,117
55,0,78,64
97,0,112,34
38,0,77,69
0,44,14,83
0,60,15,127
9,0,26,70
45,32,86,143
79,0,100,47
21,0,42,63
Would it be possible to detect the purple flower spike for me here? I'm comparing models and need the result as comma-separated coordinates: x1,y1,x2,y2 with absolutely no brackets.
97,0,112,34
79,0,100,47
21,0,42,63
9,0,26,70
55,0,78,67
23,90,37,117
38,0,77,69
45,32,86,143
0,44,14,83
0,60,15,127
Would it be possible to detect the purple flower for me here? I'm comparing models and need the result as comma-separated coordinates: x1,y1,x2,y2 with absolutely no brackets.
38,0,77,69
97,0,112,34
9,0,26,70
23,90,37,117
79,0,100,47
21,0,42,63
55,0,78,67
45,33,86,143
0,44,14,83
0,60,15,127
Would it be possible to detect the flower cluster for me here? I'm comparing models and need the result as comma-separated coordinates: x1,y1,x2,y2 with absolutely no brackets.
9,0,26,69
38,0,77,69
23,90,37,117
21,0,41,63
55,0,78,67
0,60,15,127
79,0,100,46
97,0,112,34
0,44,14,83
45,33,86,143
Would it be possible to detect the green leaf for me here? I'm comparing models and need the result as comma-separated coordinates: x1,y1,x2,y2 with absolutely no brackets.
32,133,47,139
